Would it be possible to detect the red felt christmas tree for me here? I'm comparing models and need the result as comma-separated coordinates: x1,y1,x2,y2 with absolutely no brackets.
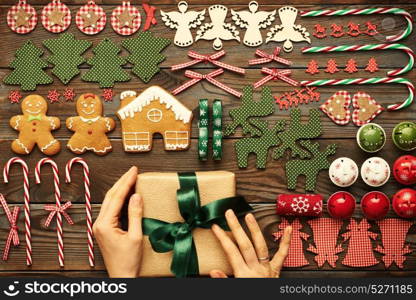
325,59,339,74
306,59,319,75
344,58,358,74
365,57,379,73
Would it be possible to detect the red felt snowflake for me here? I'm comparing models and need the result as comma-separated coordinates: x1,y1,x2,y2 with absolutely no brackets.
63,88,76,102
8,90,23,104
47,89,60,103
102,89,114,102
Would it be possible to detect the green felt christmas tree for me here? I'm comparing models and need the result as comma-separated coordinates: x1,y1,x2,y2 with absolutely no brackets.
122,31,171,83
82,38,130,88
3,41,53,91
43,33,92,85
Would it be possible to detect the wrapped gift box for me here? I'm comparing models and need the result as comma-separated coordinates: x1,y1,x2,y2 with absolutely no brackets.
137,171,247,277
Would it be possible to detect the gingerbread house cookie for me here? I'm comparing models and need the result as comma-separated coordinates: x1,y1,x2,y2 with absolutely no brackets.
117,86,193,152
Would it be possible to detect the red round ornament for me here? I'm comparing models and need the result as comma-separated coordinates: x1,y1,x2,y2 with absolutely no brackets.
7,0,38,34
361,191,390,220
393,155,416,185
327,191,356,219
76,0,107,35
111,1,141,36
392,188,416,219
41,0,71,33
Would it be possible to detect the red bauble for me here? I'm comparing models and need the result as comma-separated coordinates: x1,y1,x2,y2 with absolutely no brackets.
393,155,416,185
361,191,390,220
392,188,416,218
327,191,356,219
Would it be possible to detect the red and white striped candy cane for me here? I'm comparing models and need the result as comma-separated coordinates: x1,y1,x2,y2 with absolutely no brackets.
65,157,94,267
35,158,67,267
3,157,32,266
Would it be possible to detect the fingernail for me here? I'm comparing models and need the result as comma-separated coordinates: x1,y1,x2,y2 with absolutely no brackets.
211,224,219,231
130,194,141,205
245,213,255,223
225,209,234,217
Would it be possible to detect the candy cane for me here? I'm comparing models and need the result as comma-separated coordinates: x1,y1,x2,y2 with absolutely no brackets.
300,8,413,42
301,77,415,111
35,158,66,267
3,157,31,266
65,157,94,267
302,43,414,77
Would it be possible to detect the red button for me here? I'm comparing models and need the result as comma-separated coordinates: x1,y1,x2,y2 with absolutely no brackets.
32,129,36,132
88,130,92,135
32,122,37,126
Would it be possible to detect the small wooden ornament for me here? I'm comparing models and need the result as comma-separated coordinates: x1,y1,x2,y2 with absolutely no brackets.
196,4,240,50
75,0,107,35
320,91,351,125
160,1,205,48
231,1,276,47
41,0,71,33
266,6,310,52
111,1,141,36
352,92,384,126
7,0,38,34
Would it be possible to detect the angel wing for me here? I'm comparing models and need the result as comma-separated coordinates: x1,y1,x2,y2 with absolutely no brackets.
290,24,311,43
195,23,215,41
265,25,285,43
185,9,206,28
222,23,240,41
160,11,181,29
231,10,251,28
257,10,277,29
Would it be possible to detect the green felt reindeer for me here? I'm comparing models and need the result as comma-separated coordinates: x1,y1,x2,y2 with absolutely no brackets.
225,86,275,137
235,119,286,168
286,140,337,191
273,108,322,160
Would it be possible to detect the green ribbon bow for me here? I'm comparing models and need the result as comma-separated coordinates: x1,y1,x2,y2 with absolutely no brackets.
28,115,42,121
142,172,252,278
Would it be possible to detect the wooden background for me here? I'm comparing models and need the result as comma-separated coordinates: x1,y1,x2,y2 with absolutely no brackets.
0,0,415,277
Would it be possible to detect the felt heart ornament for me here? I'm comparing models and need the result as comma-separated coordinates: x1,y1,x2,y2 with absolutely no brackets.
320,91,351,125
352,92,384,126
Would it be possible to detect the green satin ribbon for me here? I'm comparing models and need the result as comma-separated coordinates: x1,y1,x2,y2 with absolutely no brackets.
142,172,252,278
28,115,42,121
198,99,208,161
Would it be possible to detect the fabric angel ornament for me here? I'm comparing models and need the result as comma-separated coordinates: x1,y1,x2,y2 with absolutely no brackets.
196,4,240,50
266,6,310,52
160,1,205,47
231,1,276,47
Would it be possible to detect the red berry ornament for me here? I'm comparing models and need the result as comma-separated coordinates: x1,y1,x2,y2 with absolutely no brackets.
392,188,416,219
361,191,390,220
327,191,356,219
393,155,416,185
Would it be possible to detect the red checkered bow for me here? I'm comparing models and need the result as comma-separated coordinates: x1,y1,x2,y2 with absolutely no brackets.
44,201,74,227
171,50,245,74
249,47,292,66
253,68,299,89
0,194,20,261
172,69,242,98
142,3,157,31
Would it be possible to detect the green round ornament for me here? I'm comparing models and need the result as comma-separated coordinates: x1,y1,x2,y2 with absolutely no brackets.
392,121,416,151
356,123,386,153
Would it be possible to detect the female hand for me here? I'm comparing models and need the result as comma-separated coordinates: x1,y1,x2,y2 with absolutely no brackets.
93,166,143,278
211,209,292,278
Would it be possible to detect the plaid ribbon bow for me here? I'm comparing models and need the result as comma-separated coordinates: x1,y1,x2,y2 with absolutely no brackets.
172,69,242,98
44,201,74,227
171,50,245,74
253,68,299,89
0,194,20,261
249,47,292,66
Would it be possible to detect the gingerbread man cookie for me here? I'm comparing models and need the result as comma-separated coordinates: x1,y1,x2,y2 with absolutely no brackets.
66,93,115,155
10,95,61,155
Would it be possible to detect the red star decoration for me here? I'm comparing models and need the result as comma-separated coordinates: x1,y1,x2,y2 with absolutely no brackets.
63,88,76,102
47,89,61,103
102,89,114,102
8,90,23,104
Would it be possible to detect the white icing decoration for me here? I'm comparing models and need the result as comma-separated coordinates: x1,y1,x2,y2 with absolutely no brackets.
80,116,100,123
68,118,74,129
49,117,57,130
120,90,137,100
68,144,112,153
14,116,22,130
105,118,111,131
15,139,29,154
41,139,58,152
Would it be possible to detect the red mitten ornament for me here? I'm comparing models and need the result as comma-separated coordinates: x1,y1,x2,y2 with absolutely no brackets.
111,1,141,36
361,192,390,220
41,0,71,33
7,0,38,34
307,218,344,268
375,219,413,269
272,218,309,268
327,192,356,219
342,218,379,267
76,0,106,35
393,155,416,185
276,194,322,217
392,188,416,219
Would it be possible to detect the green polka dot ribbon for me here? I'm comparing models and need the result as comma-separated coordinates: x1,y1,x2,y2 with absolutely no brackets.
3,40,53,91
198,99,209,161
212,99,223,161
122,31,171,83
43,33,92,85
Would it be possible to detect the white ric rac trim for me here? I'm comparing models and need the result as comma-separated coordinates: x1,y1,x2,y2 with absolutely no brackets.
15,139,29,154
120,91,137,100
117,86,192,123
68,144,112,153
14,116,22,130
41,139,58,152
